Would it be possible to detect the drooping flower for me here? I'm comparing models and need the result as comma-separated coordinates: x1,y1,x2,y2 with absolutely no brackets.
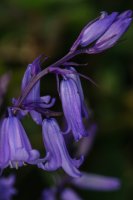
0,175,17,200
60,77,87,141
41,122,121,200
20,55,55,124
21,56,41,103
89,10,132,53
65,67,89,118
38,118,83,178
0,110,40,171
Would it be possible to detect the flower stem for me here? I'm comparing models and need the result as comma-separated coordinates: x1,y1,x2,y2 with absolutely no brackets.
15,51,79,108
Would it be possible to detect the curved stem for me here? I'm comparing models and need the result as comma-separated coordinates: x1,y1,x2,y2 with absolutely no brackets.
16,51,79,107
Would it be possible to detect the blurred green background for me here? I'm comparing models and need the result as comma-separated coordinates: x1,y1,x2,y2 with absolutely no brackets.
0,0,133,199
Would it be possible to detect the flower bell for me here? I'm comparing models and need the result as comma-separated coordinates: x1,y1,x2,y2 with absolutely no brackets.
38,118,83,178
20,56,55,124
60,77,87,141
0,110,40,171
65,67,89,118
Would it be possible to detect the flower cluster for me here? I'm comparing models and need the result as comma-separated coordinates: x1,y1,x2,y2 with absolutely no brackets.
0,10,132,180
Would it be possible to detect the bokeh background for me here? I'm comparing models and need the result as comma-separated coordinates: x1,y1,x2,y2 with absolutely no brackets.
0,0,133,199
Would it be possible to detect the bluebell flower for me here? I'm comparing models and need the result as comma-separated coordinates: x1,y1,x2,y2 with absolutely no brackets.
21,56,41,104
70,10,132,53
60,77,87,141
20,55,55,124
38,118,83,178
70,11,118,51
0,175,17,200
0,111,40,171
65,67,89,118
80,12,118,47
88,10,132,53
41,124,121,200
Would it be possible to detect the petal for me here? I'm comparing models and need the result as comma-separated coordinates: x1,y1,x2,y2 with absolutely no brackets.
41,97,56,108
72,172,121,191
13,148,29,161
21,56,41,103
21,64,31,92
0,119,10,167
30,110,42,125
72,156,84,168
30,55,41,75
95,19,132,51
21,55,41,92
40,95,51,103
117,10,132,19
25,79,40,103
28,150,40,161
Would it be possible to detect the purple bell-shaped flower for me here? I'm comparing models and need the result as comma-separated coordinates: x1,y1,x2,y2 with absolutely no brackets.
38,118,83,178
20,56,55,124
0,111,40,171
60,77,87,141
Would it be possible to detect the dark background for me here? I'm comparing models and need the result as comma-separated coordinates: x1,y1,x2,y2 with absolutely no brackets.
0,0,133,199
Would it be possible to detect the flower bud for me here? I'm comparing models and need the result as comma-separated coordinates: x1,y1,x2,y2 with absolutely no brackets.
88,10,132,53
